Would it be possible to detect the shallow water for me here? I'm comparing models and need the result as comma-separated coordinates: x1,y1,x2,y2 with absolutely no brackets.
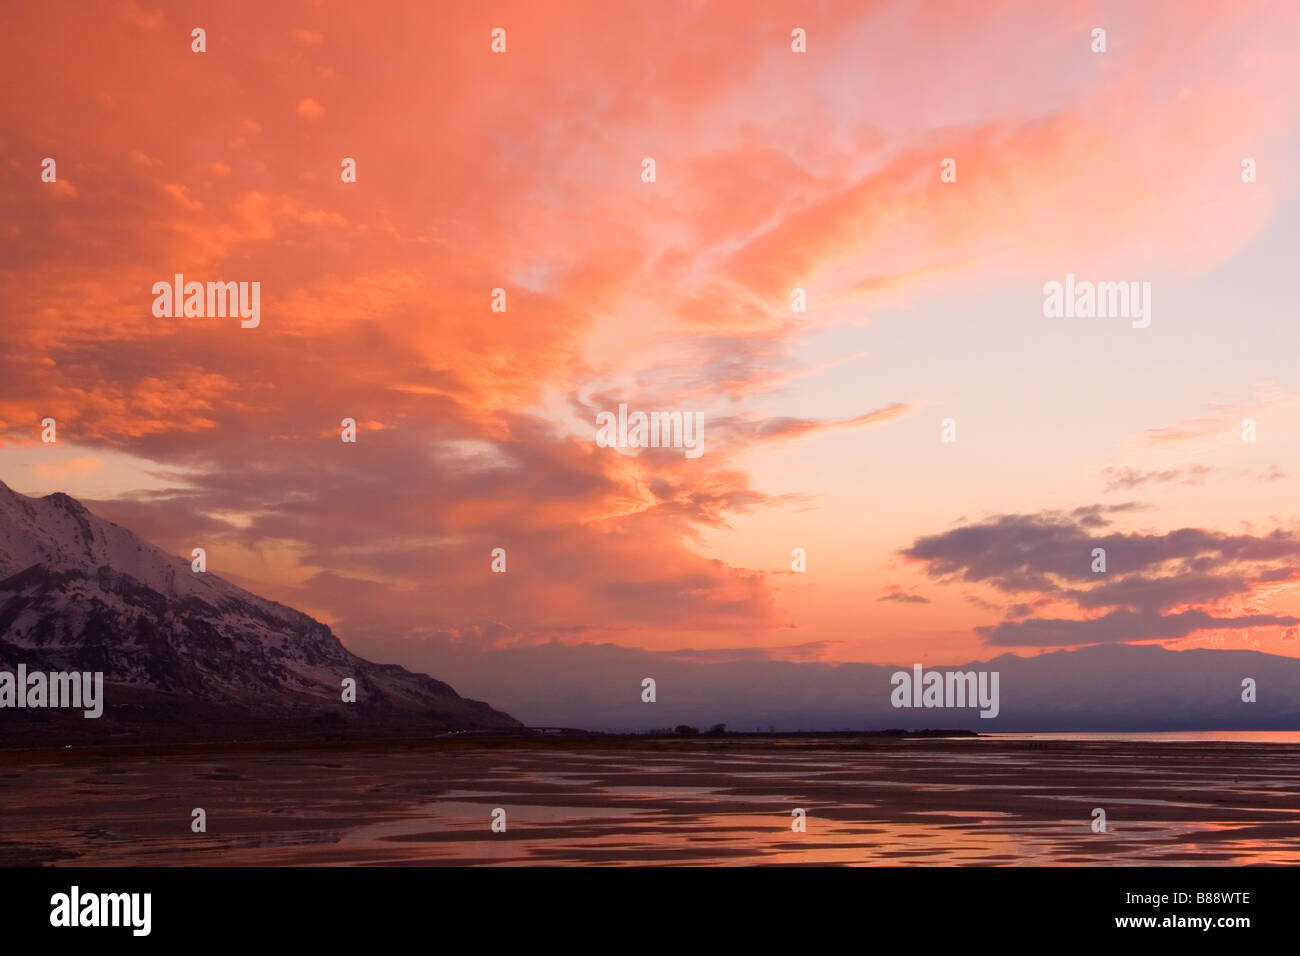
2,737,1299,865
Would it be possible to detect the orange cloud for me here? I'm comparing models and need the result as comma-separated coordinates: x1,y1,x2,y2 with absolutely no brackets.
2,0,1298,672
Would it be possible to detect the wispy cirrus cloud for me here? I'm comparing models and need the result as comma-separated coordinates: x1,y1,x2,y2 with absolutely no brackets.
1102,465,1216,490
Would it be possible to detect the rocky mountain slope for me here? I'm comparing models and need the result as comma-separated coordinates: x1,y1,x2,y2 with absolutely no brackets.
0,480,520,744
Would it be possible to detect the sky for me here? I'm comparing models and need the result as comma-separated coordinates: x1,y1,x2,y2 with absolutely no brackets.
2,0,1300,721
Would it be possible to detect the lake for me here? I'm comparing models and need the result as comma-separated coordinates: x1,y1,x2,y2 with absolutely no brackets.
3,735,1298,865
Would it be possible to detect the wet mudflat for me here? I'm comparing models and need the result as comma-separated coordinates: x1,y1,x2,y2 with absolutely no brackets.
2,736,1298,866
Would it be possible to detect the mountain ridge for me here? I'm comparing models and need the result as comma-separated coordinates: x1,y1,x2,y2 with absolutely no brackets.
0,480,521,745
374,632,1300,732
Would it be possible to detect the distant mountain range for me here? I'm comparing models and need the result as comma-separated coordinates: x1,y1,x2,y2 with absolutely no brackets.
0,481,520,745
373,627,1300,733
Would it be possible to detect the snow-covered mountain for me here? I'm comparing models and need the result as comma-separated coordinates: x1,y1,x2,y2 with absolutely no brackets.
0,480,520,743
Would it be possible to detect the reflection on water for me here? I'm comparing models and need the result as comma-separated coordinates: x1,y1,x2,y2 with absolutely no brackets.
2,736,1299,865
989,731,1300,743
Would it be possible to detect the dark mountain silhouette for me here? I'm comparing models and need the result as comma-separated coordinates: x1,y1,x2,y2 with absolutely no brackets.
0,480,520,745
375,633,1300,732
